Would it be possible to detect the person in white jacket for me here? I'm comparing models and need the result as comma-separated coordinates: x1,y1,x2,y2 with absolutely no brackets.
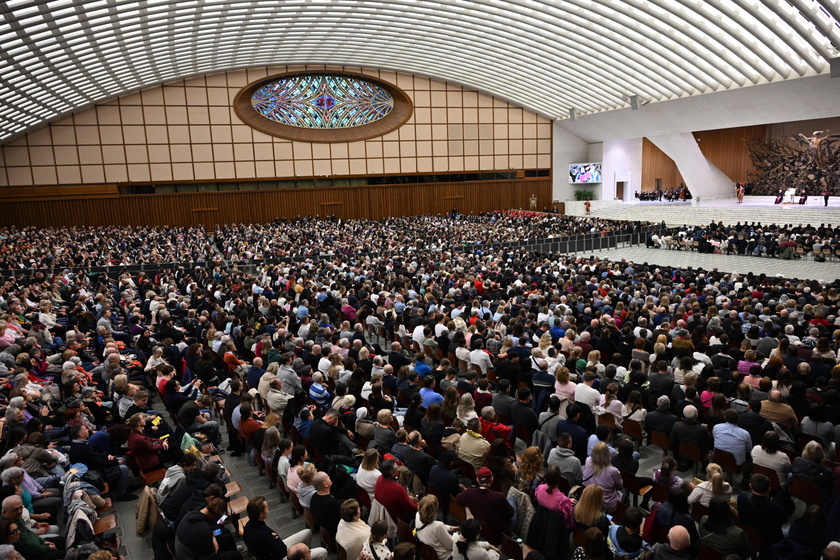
414,495,456,560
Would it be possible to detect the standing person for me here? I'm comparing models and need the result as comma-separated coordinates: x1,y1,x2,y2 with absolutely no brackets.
824,189,831,206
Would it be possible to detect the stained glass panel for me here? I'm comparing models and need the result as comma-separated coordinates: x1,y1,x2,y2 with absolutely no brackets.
251,74,394,129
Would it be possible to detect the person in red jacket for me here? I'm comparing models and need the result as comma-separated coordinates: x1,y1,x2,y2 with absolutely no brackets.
127,413,170,472
373,459,417,523
479,406,512,444
239,404,263,444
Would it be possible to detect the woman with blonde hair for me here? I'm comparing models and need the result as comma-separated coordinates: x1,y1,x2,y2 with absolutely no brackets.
414,495,456,560
326,354,342,380
574,484,610,536
650,341,669,369
582,442,623,513
297,463,318,508
456,392,477,423
585,350,605,377
554,366,576,402
498,336,514,356
538,332,553,353
688,463,732,507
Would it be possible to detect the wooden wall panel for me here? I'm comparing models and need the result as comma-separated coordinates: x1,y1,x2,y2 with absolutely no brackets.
641,126,768,191
0,184,118,200
694,125,766,182
641,138,682,192
0,66,552,188
3,179,551,229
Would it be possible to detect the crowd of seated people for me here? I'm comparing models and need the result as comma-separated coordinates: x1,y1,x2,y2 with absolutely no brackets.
647,220,840,259
0,211,641,271
3,213,840,559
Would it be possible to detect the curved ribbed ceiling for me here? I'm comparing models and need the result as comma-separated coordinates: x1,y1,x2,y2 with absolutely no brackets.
1,0,839,143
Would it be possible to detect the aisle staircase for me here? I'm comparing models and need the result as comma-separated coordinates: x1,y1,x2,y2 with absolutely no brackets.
566,198,840,228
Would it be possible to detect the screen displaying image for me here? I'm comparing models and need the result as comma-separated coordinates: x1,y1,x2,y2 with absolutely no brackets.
569,163,602,183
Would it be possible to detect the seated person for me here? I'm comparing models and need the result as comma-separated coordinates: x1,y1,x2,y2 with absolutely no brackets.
308,410,360,463
68,424,135,501
374,459,417,524
335,498,371,560
0,495,64,560
455,467,514,545
244,495,328,560
174,484,240,560
309,472,344,535
608,507,648,558
126,413,171,472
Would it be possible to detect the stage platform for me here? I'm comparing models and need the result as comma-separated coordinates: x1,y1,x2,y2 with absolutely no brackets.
565,196,840,228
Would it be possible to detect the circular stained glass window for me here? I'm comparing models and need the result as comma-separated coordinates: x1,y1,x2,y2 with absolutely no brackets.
252,75,394,129
235,72,413,143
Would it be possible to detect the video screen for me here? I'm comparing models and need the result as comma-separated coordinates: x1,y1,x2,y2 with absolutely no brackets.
569,163,602,184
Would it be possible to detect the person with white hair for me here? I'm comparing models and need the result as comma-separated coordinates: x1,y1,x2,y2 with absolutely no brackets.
308,372,331,407
0,495,62,559
670,405,712,472
0,544,23,560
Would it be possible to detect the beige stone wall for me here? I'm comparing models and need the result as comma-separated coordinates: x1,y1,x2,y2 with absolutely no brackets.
0,65,552,186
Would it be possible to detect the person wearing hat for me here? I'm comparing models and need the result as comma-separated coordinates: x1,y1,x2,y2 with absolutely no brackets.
455,466,514,545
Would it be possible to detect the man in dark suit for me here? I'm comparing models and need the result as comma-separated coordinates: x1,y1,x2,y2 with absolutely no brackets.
669,405,711,471
555,404,588,462
388,341,411,371
645,395,678,437
495,353,520,387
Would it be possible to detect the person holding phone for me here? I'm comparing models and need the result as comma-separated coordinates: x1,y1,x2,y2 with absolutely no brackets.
244,495,328,560
175,484,242,560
